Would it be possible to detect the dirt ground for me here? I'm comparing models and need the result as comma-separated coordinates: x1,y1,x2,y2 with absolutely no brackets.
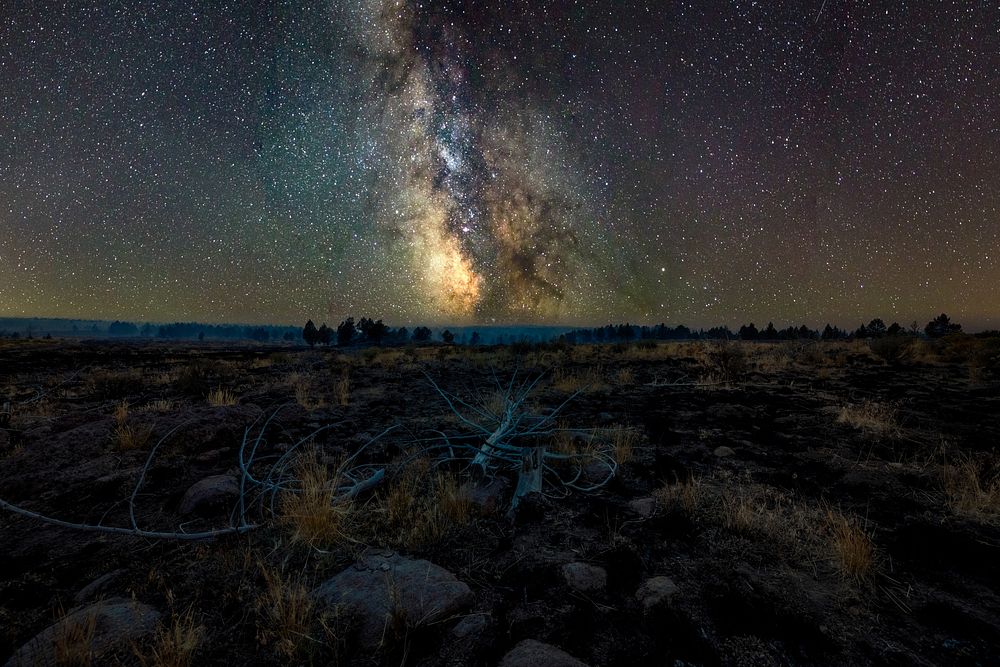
1,337,998,666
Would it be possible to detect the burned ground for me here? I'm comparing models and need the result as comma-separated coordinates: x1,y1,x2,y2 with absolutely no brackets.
0,338,998,665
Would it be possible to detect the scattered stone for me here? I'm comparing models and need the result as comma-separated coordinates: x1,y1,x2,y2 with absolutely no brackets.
636,576,678,612
73,569,126,605
561,562,607,593
4,598,159,667
628,497,656,517
178,474,240,515
312,551,473,650
451,613,489,639
713,446,736,458
499,639,589,667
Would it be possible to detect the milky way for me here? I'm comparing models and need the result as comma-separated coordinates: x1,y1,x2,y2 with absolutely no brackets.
1,1,998,327
341,0,617,322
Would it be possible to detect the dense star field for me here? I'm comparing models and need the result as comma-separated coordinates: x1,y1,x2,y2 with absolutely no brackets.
1,1,998,326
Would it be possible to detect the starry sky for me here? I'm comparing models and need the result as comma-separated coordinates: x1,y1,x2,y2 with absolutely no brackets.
1,1,998,328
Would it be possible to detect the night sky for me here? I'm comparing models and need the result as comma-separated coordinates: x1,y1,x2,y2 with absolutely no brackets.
1,1,998,328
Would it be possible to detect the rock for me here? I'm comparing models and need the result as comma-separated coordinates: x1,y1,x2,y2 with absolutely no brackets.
4,598,159,667
178,474,240,515
561,562,607,593
636,576,678,612
628,497,656,517
469,477,510,514
312,551,473,650
713,446,736,458
73,569,126,605
499,639,589,667
451,613,489,639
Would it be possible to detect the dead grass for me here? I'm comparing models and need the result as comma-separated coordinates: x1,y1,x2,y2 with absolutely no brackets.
293,379,326,411
113,422,154,451
552,365,606,392
827,511,875,579
143,399,174,414
206,387,237,407
279,450,350,547
113,400,130,425
654,475,701,515
837,400,901,438
942,457,1000,520
54,609,98,667
606,424,639,465
376,463,472,548
256,566,314,660
614,367,636,385
138,608,203,667
335,371,350,406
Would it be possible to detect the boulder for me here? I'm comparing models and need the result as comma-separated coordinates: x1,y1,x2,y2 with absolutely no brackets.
73,569,126,605
178,474,240,515
312,551,473,650
499,639,589,667
636,576,678,612
561,562,607,593
628,497,656,517
4,598,159,667
713,445,736,458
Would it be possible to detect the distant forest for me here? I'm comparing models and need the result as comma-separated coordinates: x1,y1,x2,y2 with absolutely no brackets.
2,313,995,346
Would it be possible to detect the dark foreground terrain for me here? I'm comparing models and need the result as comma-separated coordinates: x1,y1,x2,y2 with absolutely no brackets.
1,337,998,666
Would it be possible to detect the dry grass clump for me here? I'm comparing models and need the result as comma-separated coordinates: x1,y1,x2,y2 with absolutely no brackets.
869,336,914,365
88,369,143,399
335,370,350,406
206,387,237,407
748,344,793,374
377,463,472,547
54,610,98,666
614,367,636,385
654,475,701,515
827,511,875,579
292,378,326,411
836,400,900,438
113,422,154,451
942,457,1000,520
113,400,130,425
606,424,639,465
138,609,203,667
256,566,314,660
552,365,606,392
701,342,748,385
143,399,174,413
279,450,350,547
